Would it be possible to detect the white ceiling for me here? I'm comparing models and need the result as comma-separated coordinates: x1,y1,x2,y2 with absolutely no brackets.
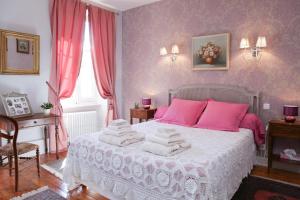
90,0,161,11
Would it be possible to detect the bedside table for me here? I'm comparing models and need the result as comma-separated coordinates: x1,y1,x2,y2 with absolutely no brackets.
130,108,156,124
268,119,300,173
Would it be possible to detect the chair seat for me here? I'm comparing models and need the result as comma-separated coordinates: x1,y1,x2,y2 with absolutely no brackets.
0,142,38,156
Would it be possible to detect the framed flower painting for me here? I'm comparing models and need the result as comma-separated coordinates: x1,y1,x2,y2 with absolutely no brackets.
192,33,230,70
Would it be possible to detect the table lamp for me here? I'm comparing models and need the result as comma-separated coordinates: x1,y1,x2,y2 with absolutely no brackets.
283,105,298,123
142,97,151,110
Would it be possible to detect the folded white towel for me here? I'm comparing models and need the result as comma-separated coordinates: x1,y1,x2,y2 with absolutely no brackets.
99,132,144,147
109,119,129,127
147,135,185,146
157,128,176,133
142,141,191,156
155,131,181,139
280,153,300,161
108,124,132,131
280,149,300,161
101,128,137,136
156,128,181,138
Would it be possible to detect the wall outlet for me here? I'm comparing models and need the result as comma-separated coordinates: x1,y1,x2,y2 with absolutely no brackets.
263,103,270,110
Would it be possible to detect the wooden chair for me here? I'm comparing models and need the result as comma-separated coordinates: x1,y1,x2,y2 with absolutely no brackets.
0,115,40,191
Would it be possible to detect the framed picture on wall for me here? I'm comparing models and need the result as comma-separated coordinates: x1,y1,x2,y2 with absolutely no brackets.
16,38,30,54
1,92,33,118
192,33,230,70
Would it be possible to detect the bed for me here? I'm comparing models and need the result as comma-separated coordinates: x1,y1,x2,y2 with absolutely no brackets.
63,84,260,200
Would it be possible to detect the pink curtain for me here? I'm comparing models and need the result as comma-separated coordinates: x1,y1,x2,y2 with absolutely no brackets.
48,0,86,152
88,5,118,125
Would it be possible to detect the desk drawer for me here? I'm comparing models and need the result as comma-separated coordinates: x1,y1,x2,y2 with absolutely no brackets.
270,124,300,138
18,118,55,128
131,110,147,119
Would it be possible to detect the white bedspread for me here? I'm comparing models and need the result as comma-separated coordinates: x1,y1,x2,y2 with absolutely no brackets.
63,121,256,200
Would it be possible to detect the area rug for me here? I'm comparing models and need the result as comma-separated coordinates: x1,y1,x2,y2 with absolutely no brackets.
11,186,66,200
232,176,300,200
41,159,66,180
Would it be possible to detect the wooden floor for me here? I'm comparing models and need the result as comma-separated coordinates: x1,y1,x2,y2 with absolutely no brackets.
251,165,300,186
0,152,108,200
1,152,300,200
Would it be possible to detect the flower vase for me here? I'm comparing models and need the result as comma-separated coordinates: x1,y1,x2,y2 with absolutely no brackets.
205,57,213,64
43,109,51,116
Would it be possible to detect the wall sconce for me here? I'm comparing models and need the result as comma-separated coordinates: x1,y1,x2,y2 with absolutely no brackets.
240,36,267,60
160,45,179,62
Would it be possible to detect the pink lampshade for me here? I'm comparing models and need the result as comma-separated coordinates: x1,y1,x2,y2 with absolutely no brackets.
142,97,151,109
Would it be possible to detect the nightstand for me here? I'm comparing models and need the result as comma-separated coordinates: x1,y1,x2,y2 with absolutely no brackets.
268,119,300,173
130,108,156,124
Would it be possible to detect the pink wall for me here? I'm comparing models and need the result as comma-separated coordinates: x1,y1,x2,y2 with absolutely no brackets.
122,0,300,125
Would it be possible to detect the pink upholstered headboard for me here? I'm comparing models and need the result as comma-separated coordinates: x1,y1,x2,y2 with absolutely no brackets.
169,84,260,115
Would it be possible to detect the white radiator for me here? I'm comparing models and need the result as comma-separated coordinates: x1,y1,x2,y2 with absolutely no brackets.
63,111,100,141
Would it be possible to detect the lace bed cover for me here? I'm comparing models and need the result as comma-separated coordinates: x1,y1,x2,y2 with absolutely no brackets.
63,121,256,200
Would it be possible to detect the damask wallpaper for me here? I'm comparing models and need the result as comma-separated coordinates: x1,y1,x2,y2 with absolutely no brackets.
122,0,300,128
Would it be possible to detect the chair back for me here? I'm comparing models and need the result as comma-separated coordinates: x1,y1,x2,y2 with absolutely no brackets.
0,115,19,147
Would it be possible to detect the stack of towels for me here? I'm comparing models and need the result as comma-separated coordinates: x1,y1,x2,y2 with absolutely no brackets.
99,119,144,147
142,128,191,156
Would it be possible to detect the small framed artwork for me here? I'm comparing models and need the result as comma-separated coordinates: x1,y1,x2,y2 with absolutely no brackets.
16,38,30,54
192,33,230,70
1,92,33,118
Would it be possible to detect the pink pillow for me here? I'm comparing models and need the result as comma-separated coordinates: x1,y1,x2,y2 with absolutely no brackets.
154,106,169,119
158,98,207,126
195,101,249,131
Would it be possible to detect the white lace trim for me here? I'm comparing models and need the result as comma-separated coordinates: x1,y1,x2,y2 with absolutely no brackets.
63,121,256,200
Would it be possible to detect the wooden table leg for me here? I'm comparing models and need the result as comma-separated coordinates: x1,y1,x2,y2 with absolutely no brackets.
267,135,273,173
130,117,133,125
44,126,48,154
0,137,2,166
55,118,59,160
139,119,142,123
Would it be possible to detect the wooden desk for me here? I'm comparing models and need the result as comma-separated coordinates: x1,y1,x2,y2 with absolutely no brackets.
268,119,300,173
0,113,60,166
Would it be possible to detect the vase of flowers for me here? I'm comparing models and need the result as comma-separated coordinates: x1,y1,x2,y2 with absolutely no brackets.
198,42,221,64
41,102,53,115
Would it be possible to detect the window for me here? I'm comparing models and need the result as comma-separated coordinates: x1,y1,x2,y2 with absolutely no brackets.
61,13,105,110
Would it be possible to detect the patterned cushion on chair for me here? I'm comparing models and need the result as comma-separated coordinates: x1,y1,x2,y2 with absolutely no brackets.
0,143,38,156
0,128,7,133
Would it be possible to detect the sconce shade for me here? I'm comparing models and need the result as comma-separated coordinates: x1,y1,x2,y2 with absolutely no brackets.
171,45,179,54
256,36,267,48
240,38,250,49
160,47,168,56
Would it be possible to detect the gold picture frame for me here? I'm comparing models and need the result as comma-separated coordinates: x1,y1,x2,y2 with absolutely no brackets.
0,29,40,75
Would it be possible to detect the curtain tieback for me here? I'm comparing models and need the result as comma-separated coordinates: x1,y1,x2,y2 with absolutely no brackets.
108,98,114,110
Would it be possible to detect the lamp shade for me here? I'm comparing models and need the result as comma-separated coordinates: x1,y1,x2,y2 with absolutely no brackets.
256,36,267,48
283,105,298,116
142,97,151,109
171,45,179,54
240,38,250,49
160,47,168,56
